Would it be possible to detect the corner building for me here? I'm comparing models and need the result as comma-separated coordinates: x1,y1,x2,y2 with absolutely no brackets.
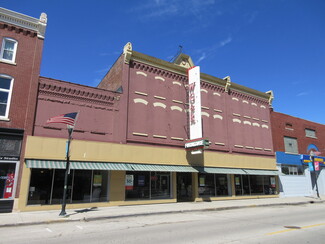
19,43,280,211
0,8,46,212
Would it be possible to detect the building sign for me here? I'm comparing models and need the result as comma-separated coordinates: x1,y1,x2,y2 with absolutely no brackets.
315,162,320,171
188,66,202,140
0,156,19,161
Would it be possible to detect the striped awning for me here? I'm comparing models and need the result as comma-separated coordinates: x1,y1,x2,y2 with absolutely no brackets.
197,167,246,175
129,164,198,172
25,160,197,172
243,169,281,175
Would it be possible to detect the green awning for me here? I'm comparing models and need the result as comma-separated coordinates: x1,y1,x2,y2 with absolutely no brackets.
26,160,132,171
243,169,281,175
197,167,246,175
129,164,198,172
25,160,197,172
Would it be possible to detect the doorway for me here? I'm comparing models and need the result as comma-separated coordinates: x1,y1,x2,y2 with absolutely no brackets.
177,172,193,202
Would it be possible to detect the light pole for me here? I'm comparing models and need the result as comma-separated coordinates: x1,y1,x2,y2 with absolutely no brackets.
59,126,74,216
310,151,320,199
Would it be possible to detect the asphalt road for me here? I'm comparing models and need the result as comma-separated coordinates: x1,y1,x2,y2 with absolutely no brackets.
1,203,325,244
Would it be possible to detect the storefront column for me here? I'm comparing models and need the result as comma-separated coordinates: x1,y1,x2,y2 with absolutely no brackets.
192,172,198,200
230,174,236,197
109,171,126,202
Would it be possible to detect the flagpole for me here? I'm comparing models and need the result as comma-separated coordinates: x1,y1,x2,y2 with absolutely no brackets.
59,125,73,216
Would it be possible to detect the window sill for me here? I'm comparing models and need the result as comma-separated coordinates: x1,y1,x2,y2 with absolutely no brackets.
306,135,317,139
0,60,16,65
284,152,299,155
0,118,10,122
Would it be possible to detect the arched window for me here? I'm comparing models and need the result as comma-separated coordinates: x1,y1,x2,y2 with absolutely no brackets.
0,75,14,119
0,38,18,63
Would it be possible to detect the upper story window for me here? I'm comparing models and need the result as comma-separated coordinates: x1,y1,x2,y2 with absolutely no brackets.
285,123,293,130
0,75,14,119
305,128,316,138
284,136,298,154
0,38,18,64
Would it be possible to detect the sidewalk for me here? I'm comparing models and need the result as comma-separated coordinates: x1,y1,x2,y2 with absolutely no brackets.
1,196,324,228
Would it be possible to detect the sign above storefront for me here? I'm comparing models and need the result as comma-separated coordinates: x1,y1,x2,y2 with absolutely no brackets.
0,156,19,161
188,66,202,140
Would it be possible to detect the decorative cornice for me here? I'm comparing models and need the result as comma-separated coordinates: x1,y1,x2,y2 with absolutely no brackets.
0,7,47,39
39,77,116,106
123,42,272,102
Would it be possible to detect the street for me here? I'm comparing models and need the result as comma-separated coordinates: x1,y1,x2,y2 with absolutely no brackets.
1,203,325,244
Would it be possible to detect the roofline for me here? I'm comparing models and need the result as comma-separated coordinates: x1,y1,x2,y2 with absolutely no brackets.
0,7,47,39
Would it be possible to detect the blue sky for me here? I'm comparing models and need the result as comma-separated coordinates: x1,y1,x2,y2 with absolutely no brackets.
2,0,325,124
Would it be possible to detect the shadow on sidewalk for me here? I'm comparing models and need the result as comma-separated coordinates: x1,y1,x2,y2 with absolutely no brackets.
65,207,98,217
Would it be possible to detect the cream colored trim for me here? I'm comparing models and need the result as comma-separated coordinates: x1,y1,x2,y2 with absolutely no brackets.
252,122,260,127
234,145,244,148
264,148,272,151
255,147,263,150
136,71,147,77
133,132,148,137
201,89,208,93
154,95,166,100
172,100,183,104
243,121,251,125
153,135,167,139
201,106,209,110
134,91,148,96
262,120,268,123
245,146,254,149
171,106,183,112
214,109,222,113
153,102,167,109
232,97,239,101
243,100,249,104
133,98,148,105
233,118,241,123
215,142,225,146
251,102,257,106
202,112,210,117
172,81,182,86
213,114,223,120
213,92,221,96
155,76,165,81
262,124,269,129
243,115,251,119
252,117,260,121
260,105,266,109
232,113,241,117
171,137,184,141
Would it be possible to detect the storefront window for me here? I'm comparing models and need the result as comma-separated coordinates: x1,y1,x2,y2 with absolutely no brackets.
27,168,109,205
198,174,230,197
235,174,277,196
125,171,171,200
0,163,16,199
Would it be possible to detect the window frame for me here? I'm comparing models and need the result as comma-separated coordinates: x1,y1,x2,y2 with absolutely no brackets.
284,136,299,154
0,37,18,64
305,128,316,138
0,74,14,120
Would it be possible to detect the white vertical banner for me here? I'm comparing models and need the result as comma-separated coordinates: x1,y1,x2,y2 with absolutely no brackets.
188,66,202,140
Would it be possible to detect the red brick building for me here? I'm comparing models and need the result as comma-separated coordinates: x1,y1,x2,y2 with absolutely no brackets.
0,8,47,212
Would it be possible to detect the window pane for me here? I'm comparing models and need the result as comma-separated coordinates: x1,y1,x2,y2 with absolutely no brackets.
0,104,7,116
91,170,109,202
51,169,72,204
250,175,264,194
151,172,171,199
0,163,16,199
235,175,243,195
281,166,289,175
216,174,229,196
125,171,150,200
305,129,316,137
0,136,22,156
4,40,14,51
0,91,9,103
0,77,12,90
198,173,215,197
27,169,53,205
72,170,92,203
3,50,13,61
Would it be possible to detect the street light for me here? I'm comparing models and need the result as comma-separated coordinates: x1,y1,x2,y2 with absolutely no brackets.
59,125,74,216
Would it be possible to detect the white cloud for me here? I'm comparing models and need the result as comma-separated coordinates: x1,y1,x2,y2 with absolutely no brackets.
219,37,232,47
196,52,207,64
296,92,309,97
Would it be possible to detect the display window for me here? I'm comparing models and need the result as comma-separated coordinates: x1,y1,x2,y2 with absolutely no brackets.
235,174,277,196
125,171,171,200
198,173,230,197
0,163,16,199
28,168,109,205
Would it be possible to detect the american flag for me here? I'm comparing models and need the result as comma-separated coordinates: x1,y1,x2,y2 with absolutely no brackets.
47,112,78,126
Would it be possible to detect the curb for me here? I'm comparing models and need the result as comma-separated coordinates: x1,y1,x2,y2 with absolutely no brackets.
1,200,324,228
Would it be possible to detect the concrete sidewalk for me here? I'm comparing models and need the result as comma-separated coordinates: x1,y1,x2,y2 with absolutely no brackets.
1,196,324,228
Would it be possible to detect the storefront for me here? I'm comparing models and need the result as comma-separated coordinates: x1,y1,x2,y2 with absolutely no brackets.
0,129,23,212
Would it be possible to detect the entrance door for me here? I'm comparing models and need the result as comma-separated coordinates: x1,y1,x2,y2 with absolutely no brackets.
177,172,193,202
